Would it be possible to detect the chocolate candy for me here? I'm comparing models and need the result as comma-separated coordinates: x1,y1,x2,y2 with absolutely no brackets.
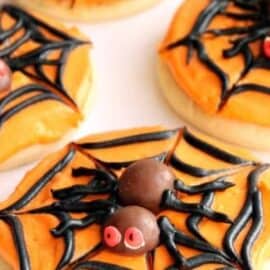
118,159,175,213
102,206,160,255
0,59,11,93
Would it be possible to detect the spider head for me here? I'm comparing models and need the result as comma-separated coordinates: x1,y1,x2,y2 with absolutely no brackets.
102,206,160,255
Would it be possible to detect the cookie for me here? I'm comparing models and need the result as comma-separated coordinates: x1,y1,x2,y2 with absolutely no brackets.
0,126,268,270
0,5,93,170
159,0,270,150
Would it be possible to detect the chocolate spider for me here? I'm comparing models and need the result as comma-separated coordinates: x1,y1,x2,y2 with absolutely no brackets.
31,158,235,269
165,0,270,108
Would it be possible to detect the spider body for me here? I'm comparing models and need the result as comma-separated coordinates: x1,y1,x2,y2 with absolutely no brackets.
108,159,233,255
49,158,234,257
118,159,175,213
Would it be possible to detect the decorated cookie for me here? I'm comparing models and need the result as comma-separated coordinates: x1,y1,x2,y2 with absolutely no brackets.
0,126,268,270
159,0,270,150
0,5,93,170
13,0,162,22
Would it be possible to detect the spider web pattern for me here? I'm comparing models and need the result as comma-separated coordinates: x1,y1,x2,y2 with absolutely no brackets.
0,129,266,270
0,4,89,125
166,0,270,109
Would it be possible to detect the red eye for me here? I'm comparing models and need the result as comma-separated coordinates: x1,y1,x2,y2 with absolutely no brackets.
103,226,122,247
124,227,145,250
263,37,270,58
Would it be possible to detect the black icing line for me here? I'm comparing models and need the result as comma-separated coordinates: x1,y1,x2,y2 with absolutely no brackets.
78,129,179,149
223,165,269,267
54,212,75,270
89,151,168,170
73,261,132,270
1,148,75,212
182,129,253,165
0,215,31,270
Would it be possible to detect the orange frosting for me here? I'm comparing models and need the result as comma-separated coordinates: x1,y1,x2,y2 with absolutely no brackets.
0,126,269,269
0,6,92,165
27,0,123,10
159,0,270,126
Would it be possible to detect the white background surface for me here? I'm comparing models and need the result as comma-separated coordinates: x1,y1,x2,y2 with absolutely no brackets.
0,0,184,201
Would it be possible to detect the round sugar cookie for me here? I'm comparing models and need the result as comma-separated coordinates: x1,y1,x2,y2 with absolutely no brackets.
0,126,268,270
159,0,270,151
0,5,94,170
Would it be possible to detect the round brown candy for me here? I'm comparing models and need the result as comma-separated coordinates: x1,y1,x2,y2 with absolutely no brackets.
102,206,160,255
118,159,175,213
0,60,11,93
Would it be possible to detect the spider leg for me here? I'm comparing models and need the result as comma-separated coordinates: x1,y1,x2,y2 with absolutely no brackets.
52,167,118,201
206,24,259,36
52,212,102,237
233,0,258,11
54,212,75,269
158,217,188,268
28,199,120,240
37,199,119,213
174,177,234,194
28,199,119,236
224,26,269,57
158,217,233,270
162,190,232,223
186,192,214,242
221,11,260,21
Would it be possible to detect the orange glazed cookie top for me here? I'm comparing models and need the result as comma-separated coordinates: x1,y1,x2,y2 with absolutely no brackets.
160,0,270,126
0,5,92,168
14,0,162,22
0,126,269,270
